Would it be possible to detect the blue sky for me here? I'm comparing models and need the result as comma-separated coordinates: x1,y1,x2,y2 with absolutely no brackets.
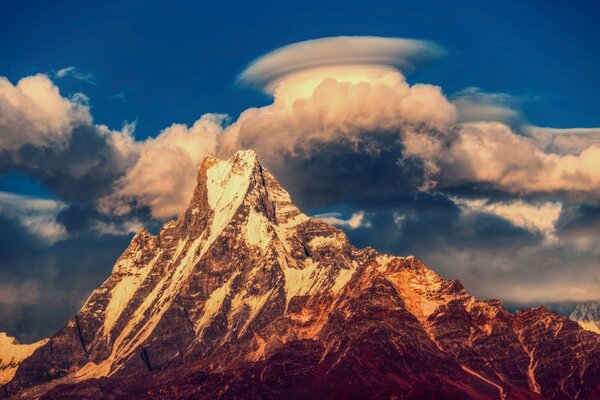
1,1,600,341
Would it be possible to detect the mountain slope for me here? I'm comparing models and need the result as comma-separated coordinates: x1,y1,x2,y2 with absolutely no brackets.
2,150,600,399
0,333,46,387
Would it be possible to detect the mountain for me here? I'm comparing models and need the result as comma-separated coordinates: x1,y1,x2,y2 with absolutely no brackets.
0,333,46,388
571,302,600,335
2,150,600,399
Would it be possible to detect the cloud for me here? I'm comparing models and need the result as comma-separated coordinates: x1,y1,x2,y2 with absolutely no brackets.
0,73,224,220
341,199,599,304
526,126,600,155
452,87,522,124
97,114,225,218
451,197,562,237
223,68,456,160
228,37,600,205
312,211,371,229
0,191,66,243
239,36,444,91
54,66,96,84
0,74,90,151
403,121,600,199
0,221,132,342
2,37,600,340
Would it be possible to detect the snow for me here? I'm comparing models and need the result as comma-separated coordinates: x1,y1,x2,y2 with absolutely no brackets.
196,273,238,334
236,288,278,336
245,209,271,250
103,252,159,336
515,329,542,394
308,235,344,250
79,152,261,376
380,261,457,322
204,151,256,251
0,332,48,385
283,259,321,304
576,320,600,334
331,267,355,292
570,301,600,334
282,257,355,306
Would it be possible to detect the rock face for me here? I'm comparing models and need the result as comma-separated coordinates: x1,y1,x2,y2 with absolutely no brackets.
570,302,600,335
0,333,47,387
2,150,600,399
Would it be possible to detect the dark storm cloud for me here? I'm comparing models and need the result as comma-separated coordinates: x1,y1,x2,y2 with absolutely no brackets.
0,124,134,203
556,203,600,238
263,138,426,210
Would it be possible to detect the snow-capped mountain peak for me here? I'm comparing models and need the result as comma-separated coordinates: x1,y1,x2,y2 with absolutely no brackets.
3,150,600,400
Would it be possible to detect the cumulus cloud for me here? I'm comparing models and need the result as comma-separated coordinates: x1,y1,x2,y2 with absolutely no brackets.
97,114,224,218
221,37,456,159
0,74,90,151
406,121,600,198
227,37,600,206
0,73,224,220
313,211,371,229
526,126,600,155
3,37,600,335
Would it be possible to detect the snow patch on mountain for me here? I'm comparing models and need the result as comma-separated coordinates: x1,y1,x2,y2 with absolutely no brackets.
103,251,159,336
245,209,271,250
570,301,600,334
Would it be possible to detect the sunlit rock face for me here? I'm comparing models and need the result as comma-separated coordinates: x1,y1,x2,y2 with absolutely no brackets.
3,150,600,400
0,333,47,386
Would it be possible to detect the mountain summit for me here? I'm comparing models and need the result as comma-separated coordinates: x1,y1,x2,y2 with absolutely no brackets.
3,150,600,399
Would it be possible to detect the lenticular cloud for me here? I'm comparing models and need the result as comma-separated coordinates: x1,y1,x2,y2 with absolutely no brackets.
239,36,444,92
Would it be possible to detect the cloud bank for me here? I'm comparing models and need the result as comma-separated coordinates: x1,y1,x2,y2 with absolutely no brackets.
0,74,223,219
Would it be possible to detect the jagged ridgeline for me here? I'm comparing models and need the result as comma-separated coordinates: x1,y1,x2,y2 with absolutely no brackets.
2,150,599,400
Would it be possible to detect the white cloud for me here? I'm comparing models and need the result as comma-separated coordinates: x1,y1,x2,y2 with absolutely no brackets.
526,126,600,155
97,114,225,218
222,70,456,159
3,38,600,223
0,73,225,219
403,121,600,198
451,197,562,237
0,74,91,151
313,211,371,229
55,66,96,84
